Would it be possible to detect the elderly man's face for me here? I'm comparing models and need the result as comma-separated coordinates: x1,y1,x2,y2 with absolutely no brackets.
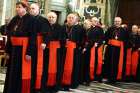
114,17,122,27
66,14,77,26
47,12,57,25
30,4,40,16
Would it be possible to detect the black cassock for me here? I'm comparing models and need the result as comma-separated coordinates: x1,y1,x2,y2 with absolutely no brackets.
30,15,50,92
3,14,36,93
104,25,129,83
83,26,104,84
61,24,85,90
41,23,64,93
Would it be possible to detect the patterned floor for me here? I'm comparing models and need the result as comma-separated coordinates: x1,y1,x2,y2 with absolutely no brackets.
0,67,140,93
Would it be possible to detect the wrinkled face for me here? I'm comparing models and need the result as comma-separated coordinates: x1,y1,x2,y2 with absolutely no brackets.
114,17,122,27
16,4,26,16
83,19,92,29
132,25,138,34
47,12,57,25
30,4,40,16
66,14,77,26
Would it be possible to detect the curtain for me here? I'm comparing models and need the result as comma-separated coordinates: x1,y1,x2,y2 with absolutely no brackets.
105,0,120,26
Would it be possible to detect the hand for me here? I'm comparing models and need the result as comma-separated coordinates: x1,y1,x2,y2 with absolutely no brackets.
94,43,98,47
82,48,86,53
25,55,31,61
138,48,140,51
41,43,46,50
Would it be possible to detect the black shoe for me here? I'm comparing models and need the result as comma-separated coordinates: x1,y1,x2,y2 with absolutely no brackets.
63,87,70,91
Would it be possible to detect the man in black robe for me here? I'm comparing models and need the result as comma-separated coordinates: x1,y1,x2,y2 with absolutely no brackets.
3,2,36,93
40,11,64,93
82,17,104,84
79,19,92,85
104,17,129,83
29,3,50,93
61,13,85,91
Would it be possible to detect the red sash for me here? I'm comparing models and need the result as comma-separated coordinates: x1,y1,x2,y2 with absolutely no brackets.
108,39,124,80
126,48,132,76
96,45,103,75
35,35,44,89
62,41,76,85
90,46,95,80
11,36,31,93
47,41,60,86
90,45,103,80
131,50,139,76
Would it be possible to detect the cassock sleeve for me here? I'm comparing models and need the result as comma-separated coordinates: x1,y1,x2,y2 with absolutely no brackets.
96,27,105,47
26,17,37,56
41,19,51,44
5,18,15,54
60,25,67,47
104,27,111,45
5,35,12,54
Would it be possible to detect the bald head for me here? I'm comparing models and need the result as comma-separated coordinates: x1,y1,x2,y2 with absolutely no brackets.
114,17,122,27
30,3,40,16
132,25,139,34
47,12,57,25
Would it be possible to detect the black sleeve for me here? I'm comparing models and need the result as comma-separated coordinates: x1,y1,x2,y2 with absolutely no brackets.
26,17,37,56
80,27,86,49
60,25,67,47
96,27,105,46
5,18,15,54
41,19,50,44
125,30,132,48
5,35,12,54
104,27,111,44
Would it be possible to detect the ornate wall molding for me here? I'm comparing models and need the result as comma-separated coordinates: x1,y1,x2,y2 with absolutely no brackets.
78,0,106,24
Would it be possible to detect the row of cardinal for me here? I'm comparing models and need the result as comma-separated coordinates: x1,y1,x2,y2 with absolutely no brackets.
1,1,140,93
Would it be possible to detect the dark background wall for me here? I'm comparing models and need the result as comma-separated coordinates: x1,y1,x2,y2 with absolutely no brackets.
117,0,140,26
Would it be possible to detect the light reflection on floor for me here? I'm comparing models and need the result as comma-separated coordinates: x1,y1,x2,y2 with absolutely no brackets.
0,67,140,93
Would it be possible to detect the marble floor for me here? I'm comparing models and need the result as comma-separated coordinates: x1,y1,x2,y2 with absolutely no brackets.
0,67,140,93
